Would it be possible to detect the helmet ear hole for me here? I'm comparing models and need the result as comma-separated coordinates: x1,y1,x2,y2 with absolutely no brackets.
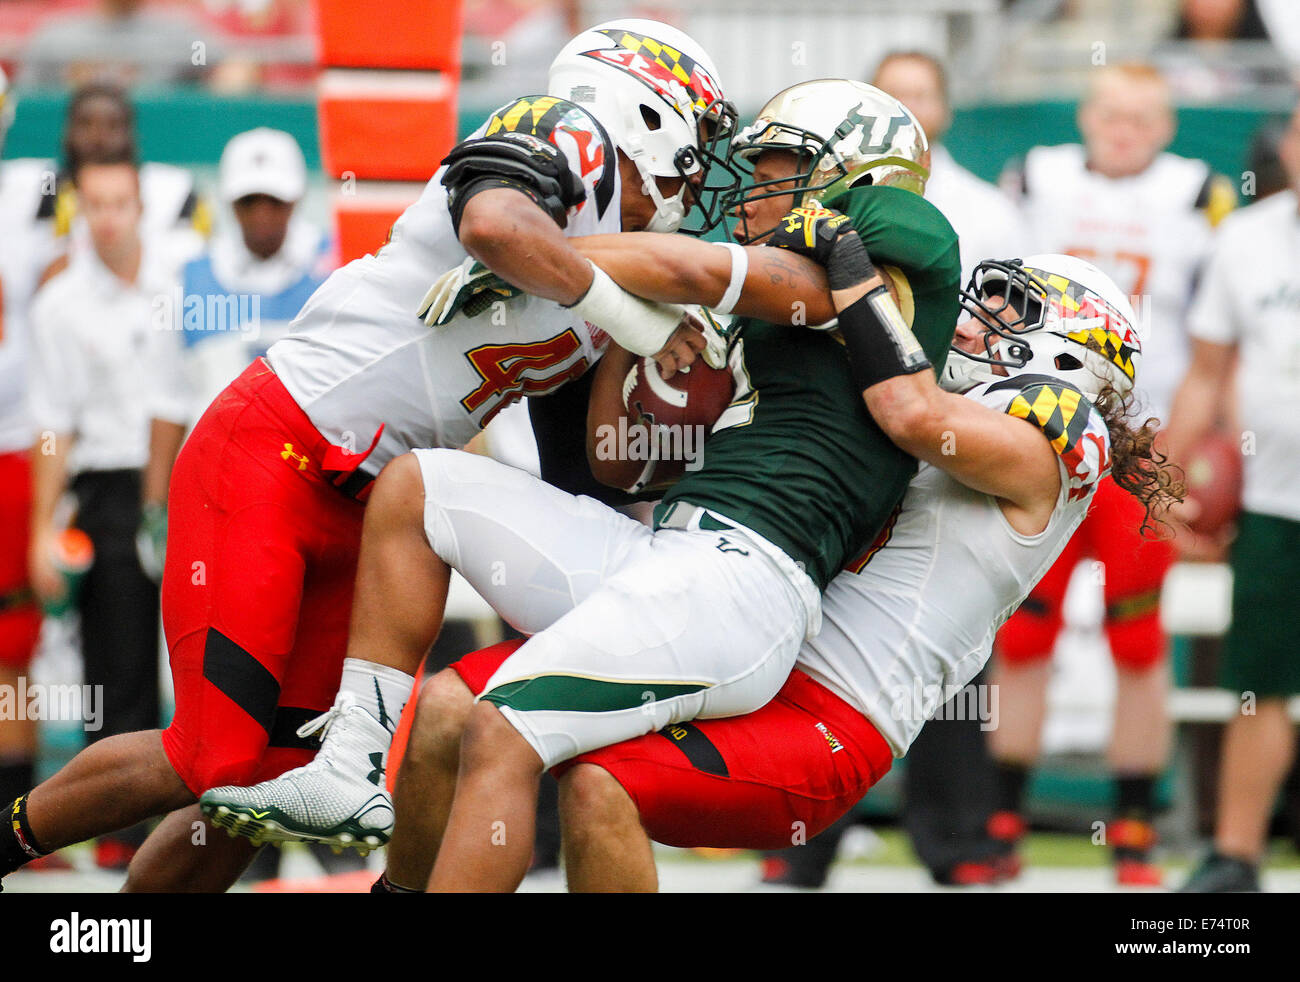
1055,353,1083,371
639,104,662,131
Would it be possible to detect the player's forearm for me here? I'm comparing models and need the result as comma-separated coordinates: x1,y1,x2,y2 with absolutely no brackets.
866,378,1058,506
457,188,593,305
862,372,945,459
586,343,643,490
574,233,731,306
574,234,836,325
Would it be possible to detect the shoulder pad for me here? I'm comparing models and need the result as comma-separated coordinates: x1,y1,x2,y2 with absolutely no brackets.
441,129,586,232
482,95,616,219
996,377,1111,502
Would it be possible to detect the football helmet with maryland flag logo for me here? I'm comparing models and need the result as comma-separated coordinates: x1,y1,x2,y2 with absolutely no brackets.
943,253,1143,402
548,19,737,234
725,79,930,242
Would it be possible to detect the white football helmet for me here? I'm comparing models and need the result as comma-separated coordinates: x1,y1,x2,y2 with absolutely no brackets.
725,79,929,239
548,19,736,233
942,254,1143,401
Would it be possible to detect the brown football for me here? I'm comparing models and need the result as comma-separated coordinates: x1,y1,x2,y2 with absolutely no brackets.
622,356,735,435
1183,431,1243,536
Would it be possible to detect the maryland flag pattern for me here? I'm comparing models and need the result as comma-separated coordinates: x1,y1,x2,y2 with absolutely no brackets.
583,28,724,119
484,95,573,140
1026,268,1140,384
1004,380,1111,503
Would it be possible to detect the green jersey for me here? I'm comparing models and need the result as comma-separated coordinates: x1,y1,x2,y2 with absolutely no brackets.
657,184,961,590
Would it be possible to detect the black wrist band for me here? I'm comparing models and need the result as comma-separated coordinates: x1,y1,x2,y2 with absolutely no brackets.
826,230,876,291
839,284,932,392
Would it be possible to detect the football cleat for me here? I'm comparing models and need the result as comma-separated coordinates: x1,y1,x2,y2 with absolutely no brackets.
200,696,395,852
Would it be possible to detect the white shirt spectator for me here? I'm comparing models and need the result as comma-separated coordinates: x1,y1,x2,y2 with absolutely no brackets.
27,242,187,475
1187,188,1300,523
924,144,1033,281
176,215,332,420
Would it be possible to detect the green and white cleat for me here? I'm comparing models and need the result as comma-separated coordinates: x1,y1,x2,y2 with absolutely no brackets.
199,696,394,853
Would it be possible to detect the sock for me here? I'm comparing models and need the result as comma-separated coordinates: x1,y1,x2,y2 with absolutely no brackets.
338,659,415,735
994,761,1029,816
1115,773,1156,821
1,794,48,876
0,760,35,805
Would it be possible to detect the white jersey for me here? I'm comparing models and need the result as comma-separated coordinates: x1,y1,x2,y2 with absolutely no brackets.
797,376,1112,756
1006,145,1231,419
268,96,621,472
1187,190,1300,523
0,159,61,453
924,144,1033,281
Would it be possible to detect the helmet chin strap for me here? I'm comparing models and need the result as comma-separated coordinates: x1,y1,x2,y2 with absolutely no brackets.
638,165,686,233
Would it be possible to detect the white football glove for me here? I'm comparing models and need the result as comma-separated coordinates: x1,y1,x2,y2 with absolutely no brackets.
418,258,522,326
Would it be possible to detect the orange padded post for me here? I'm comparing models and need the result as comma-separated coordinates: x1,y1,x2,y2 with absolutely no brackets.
316,0,462,72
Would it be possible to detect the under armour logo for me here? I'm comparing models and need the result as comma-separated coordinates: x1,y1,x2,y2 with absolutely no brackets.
280,443,308,470
367,751,385,787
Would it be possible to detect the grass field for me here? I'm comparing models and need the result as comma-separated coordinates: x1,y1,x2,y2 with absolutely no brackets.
8,828,1299,893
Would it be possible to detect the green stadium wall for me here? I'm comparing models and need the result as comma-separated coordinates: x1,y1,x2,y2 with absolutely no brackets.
2,91,1282,194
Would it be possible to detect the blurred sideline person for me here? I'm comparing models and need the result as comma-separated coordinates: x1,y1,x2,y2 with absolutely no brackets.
0,19,733,893
25,150,189,870
141,128,334,579
760,49,1037,889
35,83,209,287
992,61,1235,884
176,127,333,415
0,69,61,813
1166,105,1300,893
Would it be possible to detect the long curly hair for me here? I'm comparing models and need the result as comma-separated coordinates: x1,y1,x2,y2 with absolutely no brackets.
1091,379,1185,537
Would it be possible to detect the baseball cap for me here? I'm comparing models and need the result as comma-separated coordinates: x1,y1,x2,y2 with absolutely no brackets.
219,127,306,204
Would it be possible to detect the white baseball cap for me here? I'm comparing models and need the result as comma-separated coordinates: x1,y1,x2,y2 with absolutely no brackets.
219,127,306,204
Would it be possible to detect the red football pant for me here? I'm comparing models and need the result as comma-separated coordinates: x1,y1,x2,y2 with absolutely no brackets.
394,640,895,850
0,451,41,669
160,362,365,794
997,475,1174,670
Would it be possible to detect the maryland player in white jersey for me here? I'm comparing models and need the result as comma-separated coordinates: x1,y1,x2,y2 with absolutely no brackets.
0,19,737,892
992,62,1233,885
